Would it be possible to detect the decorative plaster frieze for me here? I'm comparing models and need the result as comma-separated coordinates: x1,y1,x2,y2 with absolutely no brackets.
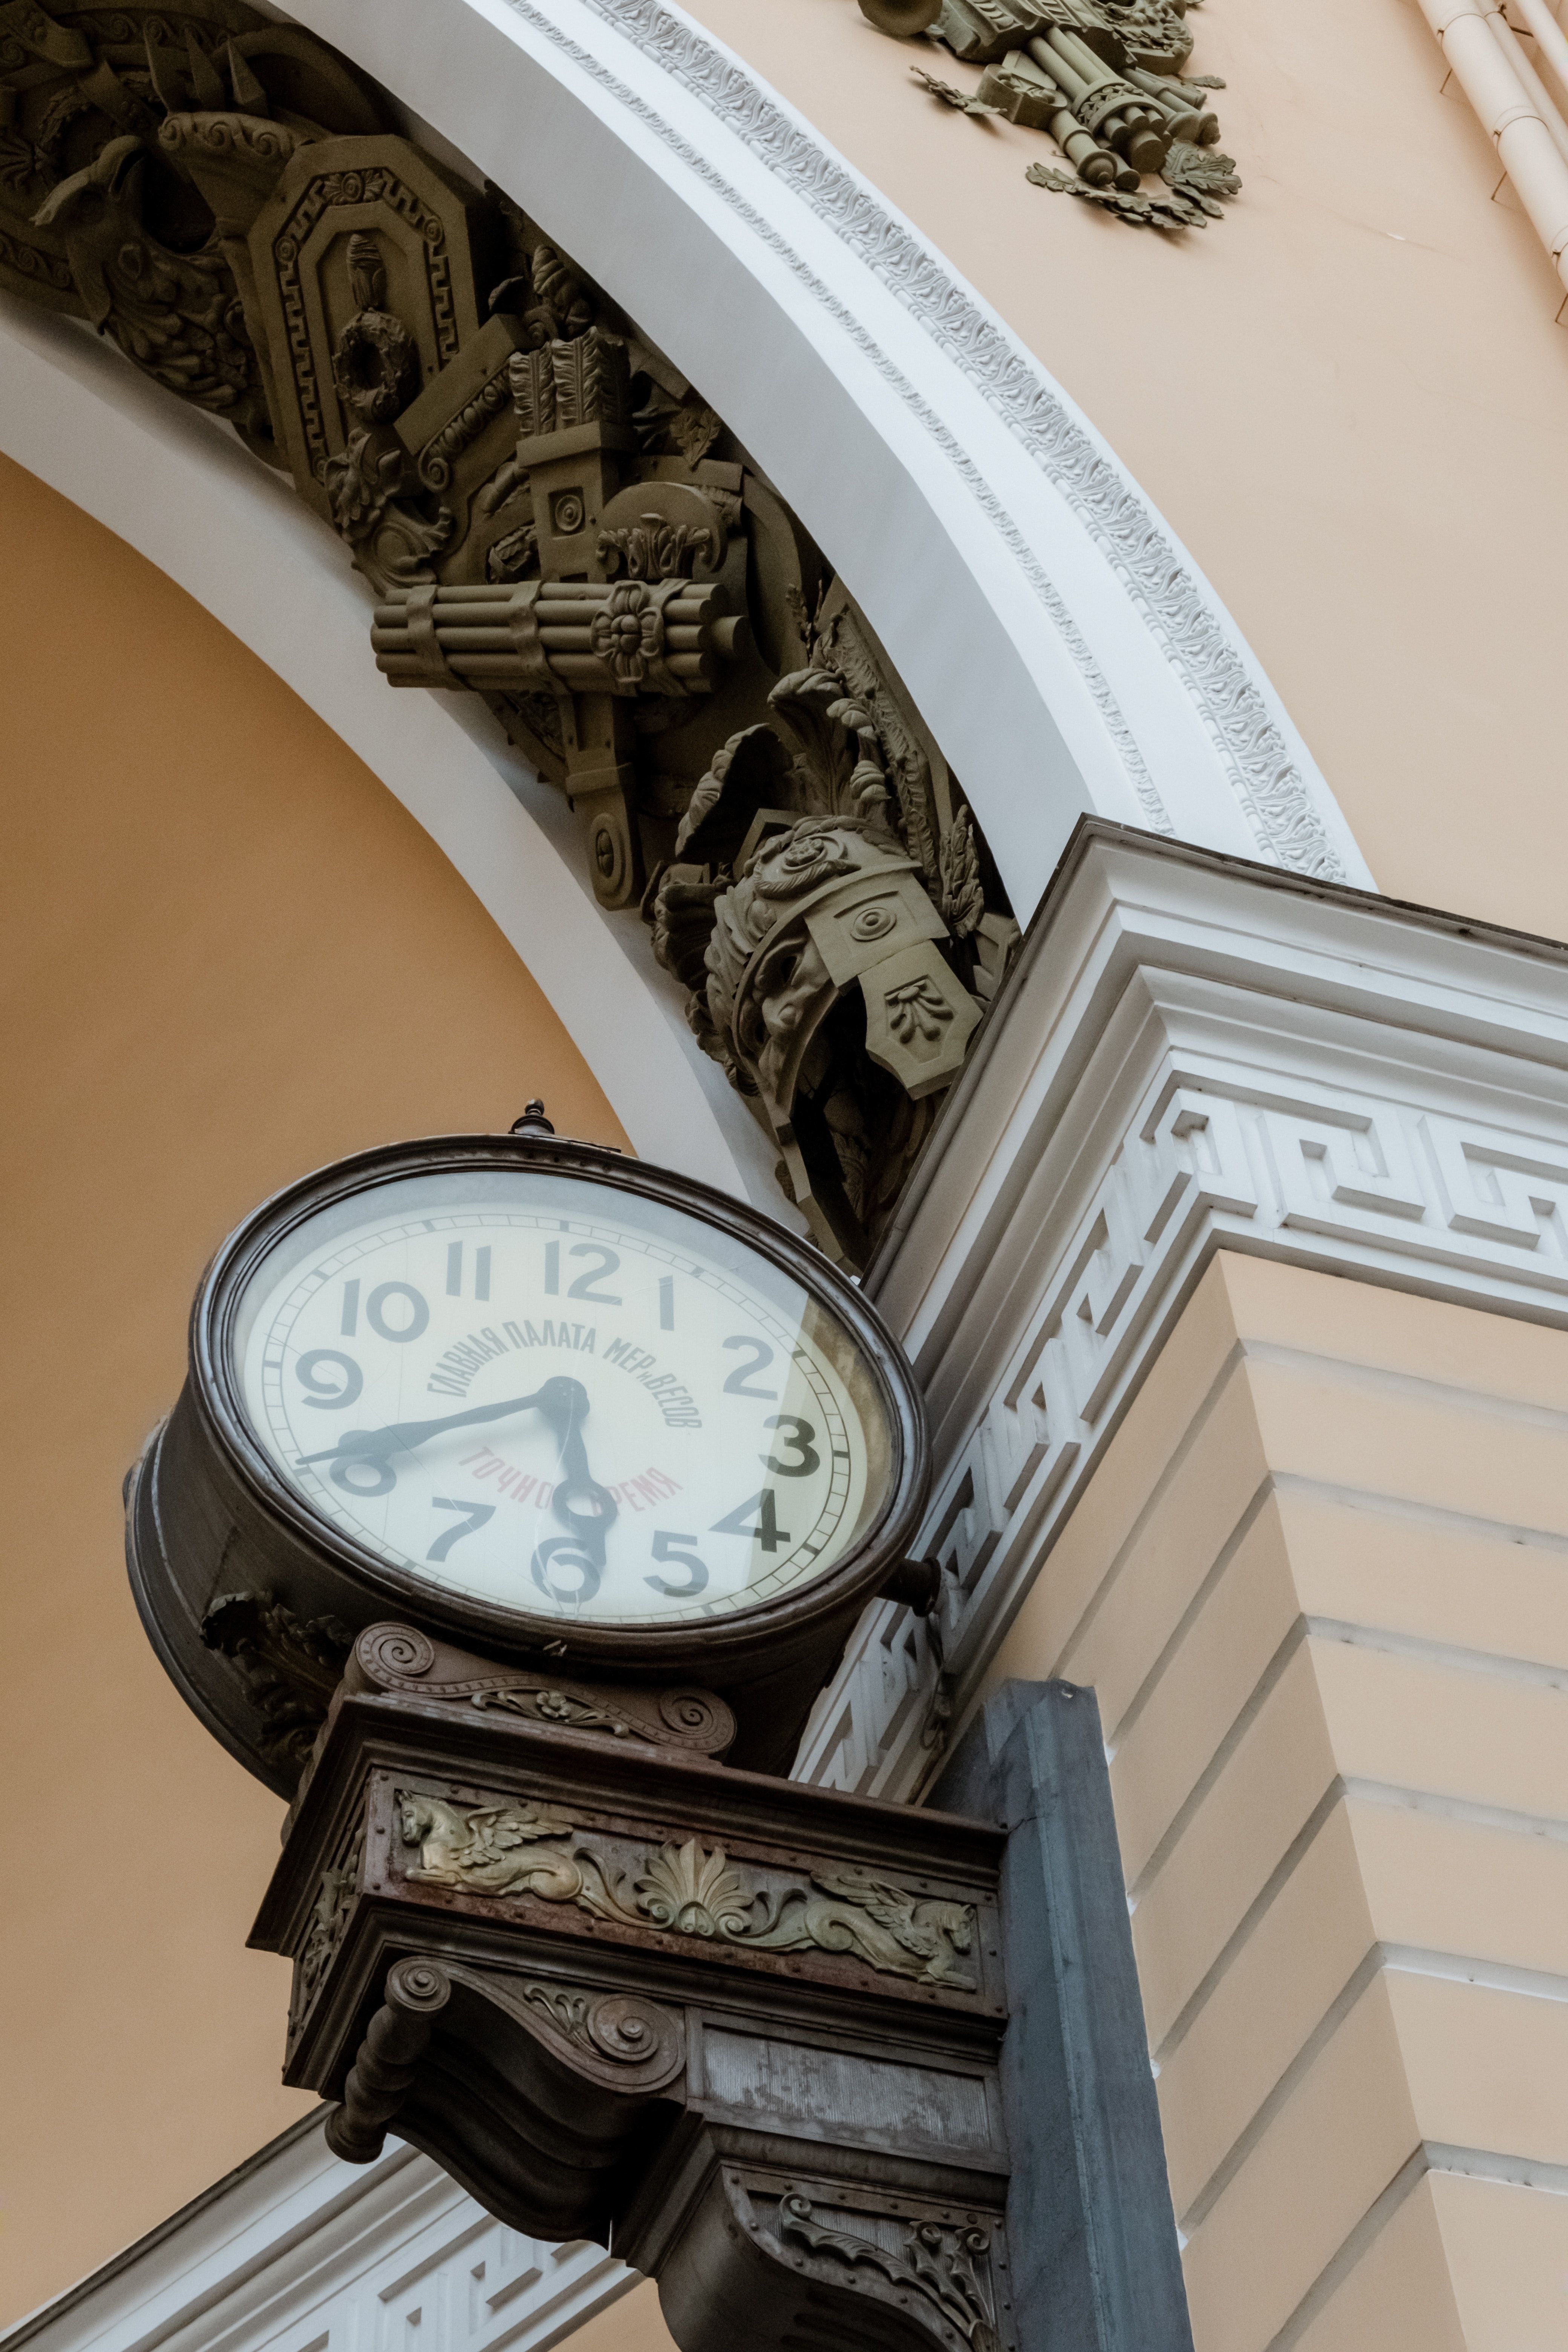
795,823,1568,1795
0,2116,636,2352
526,0,1339,883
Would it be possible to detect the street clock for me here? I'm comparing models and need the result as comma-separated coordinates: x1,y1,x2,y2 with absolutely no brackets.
127,1113,931,1784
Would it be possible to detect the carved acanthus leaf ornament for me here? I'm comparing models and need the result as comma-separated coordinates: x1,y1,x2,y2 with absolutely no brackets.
1,0,1018,1259
396,1791,980,1990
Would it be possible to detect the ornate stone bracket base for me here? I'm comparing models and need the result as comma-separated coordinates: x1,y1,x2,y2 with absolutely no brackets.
253,1659,1013,2352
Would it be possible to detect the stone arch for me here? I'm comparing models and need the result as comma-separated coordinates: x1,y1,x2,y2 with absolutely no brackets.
0,0,1372,1196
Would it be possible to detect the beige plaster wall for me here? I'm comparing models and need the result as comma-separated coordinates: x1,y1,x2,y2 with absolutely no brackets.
679,0,1568,940
982,1252,1568,2349
0,452,627,2326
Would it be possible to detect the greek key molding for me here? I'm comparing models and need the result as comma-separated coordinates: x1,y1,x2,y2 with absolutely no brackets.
796,825,1568,1795
1,2112,638,2352
514,0,1339,880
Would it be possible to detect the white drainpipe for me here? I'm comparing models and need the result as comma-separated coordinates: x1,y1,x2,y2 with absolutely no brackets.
1418,0,1568,294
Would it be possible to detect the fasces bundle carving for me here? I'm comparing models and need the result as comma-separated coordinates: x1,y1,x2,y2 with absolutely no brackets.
3,0,1017,1264
889,0,1239,231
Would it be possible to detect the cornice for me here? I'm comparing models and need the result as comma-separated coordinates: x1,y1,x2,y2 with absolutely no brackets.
795,822,1568,1794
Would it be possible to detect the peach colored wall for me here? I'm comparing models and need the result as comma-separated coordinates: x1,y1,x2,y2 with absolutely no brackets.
982,1253,1568,2350
679,0,1568,940
0,451,626,2325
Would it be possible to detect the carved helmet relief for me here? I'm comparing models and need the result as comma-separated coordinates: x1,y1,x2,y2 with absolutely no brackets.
4,0,1020,1262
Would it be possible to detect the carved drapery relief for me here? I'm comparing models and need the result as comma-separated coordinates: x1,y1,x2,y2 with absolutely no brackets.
395,1790,980,1990
891,0,1239,231
3,0,1018,1259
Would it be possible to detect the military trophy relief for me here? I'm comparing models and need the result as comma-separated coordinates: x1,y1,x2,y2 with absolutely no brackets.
868,0,1240,231
0,0,1019,1269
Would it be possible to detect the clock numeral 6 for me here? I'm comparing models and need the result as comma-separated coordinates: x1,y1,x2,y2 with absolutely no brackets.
531,1533,603,1605
761,1415,819,1477
646,1530,709,1597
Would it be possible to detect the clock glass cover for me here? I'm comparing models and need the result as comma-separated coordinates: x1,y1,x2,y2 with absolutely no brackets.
230,1165,895,1628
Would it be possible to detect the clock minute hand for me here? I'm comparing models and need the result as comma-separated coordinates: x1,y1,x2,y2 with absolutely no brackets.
296,1390,547,1465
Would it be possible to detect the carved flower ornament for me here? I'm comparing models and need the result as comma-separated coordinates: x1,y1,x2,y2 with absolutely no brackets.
886,975,954,1046
750,818,860,900
589,581,664,686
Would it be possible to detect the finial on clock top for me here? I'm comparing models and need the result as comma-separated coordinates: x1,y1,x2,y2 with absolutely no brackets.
510,1100,556,1139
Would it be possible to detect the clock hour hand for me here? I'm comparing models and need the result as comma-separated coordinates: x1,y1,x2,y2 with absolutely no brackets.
295,1389,547,1465
527,1376,619,1551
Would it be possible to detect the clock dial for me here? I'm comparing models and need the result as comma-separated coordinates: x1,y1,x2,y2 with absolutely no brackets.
230,1165,893,1628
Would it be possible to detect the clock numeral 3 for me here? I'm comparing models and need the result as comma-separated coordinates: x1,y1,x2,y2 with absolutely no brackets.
646,1530,709,1597
761,1415,819,1476
427,1498,496,1561
711,1489,792,1553
721,1335,778,1398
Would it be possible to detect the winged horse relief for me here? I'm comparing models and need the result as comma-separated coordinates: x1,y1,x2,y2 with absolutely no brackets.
395,1795,978,1991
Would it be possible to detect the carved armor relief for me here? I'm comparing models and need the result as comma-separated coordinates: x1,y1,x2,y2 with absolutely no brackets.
1,0,1019,1262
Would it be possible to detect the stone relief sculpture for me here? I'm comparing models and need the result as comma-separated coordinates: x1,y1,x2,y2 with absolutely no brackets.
2,0,1019,1263
895,0,1240,231
396,1790,981,1989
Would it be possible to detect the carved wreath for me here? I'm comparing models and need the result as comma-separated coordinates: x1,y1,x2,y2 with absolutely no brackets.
395,1793,978,1990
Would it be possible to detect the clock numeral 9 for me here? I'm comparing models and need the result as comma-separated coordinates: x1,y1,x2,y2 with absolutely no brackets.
646,1530,708,1597
296,1349,363,1411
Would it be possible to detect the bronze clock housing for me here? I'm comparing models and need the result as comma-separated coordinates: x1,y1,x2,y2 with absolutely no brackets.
127,1129,931,1786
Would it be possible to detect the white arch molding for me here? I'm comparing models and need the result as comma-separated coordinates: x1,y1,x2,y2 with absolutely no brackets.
0,0,1375,1191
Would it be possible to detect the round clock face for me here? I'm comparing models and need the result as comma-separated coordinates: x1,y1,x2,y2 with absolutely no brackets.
227,1162,896,1631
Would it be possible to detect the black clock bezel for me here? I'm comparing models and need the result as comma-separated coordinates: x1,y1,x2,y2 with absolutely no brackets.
187,1129,929,1680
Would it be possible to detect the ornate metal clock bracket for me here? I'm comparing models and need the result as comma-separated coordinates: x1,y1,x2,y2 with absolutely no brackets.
256,1626,1017,2352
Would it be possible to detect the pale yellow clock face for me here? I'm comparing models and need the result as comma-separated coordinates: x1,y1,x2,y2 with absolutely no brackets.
231,1166,893,1629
